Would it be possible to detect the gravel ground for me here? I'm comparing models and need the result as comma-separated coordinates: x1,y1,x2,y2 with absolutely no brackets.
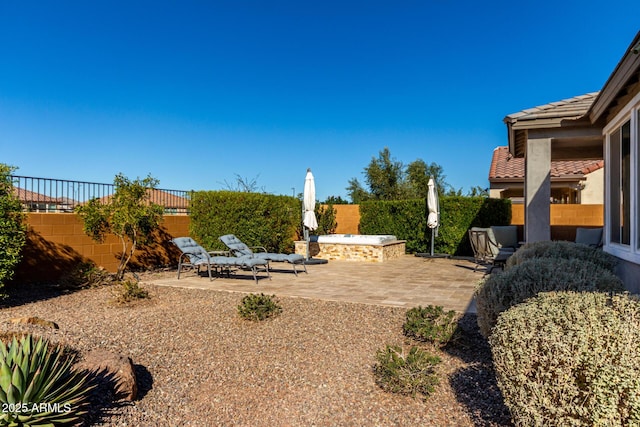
0,279,512,426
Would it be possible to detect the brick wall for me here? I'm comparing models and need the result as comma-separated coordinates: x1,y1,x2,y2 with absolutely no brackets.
331,204,360,234
14,213,190,283
510,204,603,226
510,204,603,241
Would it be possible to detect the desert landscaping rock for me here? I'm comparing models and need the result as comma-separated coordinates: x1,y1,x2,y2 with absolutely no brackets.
0,282,512,426
76,349,138,402
9,315,59,329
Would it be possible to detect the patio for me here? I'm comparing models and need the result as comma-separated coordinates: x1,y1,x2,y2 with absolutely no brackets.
144,255,482,313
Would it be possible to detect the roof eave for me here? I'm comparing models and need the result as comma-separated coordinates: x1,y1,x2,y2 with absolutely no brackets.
589,31,640,123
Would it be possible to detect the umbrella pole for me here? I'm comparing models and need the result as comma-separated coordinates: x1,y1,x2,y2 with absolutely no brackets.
304,228,310,261
431,228,435,257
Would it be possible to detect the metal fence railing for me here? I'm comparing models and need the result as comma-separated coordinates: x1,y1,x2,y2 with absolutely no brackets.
10,175,191,215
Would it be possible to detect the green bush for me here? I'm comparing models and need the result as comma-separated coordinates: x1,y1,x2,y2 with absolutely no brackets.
359,199,426,253
0,334,93,426
111,275,150,304
475,257,624,337
190,191,300,254
490,292,640,426
359,197,511,255
402,305,458,345
505,240,618,272
237,293,282,321
0,164,26,293
373,345,441,400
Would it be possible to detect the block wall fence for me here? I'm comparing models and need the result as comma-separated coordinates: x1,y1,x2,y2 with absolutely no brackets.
510,204,603,241
14,213,189,284
13,204,602,283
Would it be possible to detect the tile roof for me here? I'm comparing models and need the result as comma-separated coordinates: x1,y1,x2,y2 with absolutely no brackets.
489,146,604,180
505,92,599,124
146,189,190,209
13,187,62,203
94,189,189,208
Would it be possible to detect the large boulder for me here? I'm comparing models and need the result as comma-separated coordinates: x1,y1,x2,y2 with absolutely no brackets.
76,349,138,401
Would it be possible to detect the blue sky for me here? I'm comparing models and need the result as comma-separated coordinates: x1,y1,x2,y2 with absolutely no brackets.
1,1,638,201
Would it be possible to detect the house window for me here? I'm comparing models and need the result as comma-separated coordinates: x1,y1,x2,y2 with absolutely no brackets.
605,97,639,263
609,121,631,245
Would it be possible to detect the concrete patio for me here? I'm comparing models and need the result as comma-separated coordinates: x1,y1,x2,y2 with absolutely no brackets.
144,255,483,313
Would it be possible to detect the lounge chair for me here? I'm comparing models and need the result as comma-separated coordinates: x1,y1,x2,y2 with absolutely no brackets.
170,237,270,283
468,227,515,274
219,234,307,275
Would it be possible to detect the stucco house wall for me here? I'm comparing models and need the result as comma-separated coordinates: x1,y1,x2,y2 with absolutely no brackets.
580,167,604,204
503,31,640,292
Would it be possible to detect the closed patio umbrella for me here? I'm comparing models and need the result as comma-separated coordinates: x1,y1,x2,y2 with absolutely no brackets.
302,168,327,264
416,178,447,258
427,178,439,230
426,177,442,257
303,168,318,233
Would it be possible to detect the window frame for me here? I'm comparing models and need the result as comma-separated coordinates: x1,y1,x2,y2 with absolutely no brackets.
603,91,640,263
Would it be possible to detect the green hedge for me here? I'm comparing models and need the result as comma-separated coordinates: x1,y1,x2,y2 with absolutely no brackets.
189,191,300,253
491,292,640,426
359,197,511,255
189,192,510,256
359,199,426,253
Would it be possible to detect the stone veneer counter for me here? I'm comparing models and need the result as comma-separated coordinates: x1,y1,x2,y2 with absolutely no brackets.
294,239,406,262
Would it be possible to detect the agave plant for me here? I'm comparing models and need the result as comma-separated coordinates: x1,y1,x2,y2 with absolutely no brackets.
0,334,93,426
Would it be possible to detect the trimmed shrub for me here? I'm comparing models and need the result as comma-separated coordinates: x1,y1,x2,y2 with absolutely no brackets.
359,196,511,256
505,240,618,272
475,257,624,337
490,292,640,426
190,191,300,254
373,345,441,400
402,305,458,345
111,276,150,304
237,293,282,321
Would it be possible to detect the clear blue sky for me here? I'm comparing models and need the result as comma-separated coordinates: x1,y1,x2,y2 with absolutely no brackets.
1,1,638,201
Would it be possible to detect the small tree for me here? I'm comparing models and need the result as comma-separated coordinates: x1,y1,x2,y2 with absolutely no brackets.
76,173,164,280
346,147,450,202
365,147,406,200
0,164,26,292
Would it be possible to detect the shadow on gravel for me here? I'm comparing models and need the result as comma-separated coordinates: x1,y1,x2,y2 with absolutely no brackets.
444,314,513,426
3,226,180,309
83,369,129,426
0,282,81,309
134,364,154,400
